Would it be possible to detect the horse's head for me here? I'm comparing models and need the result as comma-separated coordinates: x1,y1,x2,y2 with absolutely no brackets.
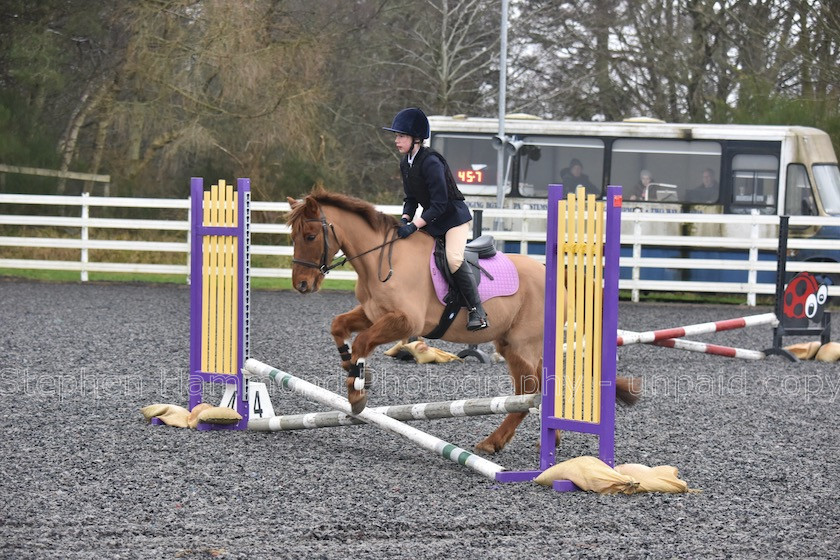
287,186,400,292
286,194,339,294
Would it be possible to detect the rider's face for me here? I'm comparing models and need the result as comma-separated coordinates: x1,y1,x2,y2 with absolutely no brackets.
394,133,415,155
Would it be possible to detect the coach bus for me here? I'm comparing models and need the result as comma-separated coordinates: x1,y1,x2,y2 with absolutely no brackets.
427,114,840,284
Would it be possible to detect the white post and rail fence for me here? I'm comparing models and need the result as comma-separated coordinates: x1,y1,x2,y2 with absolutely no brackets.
1,191,839,305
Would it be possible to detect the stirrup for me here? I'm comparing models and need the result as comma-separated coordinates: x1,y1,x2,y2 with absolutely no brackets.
467,307,488,331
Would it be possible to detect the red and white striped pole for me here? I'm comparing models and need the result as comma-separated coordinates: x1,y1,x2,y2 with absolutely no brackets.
616,312,777,346
648,337,767,360
616,312,778,360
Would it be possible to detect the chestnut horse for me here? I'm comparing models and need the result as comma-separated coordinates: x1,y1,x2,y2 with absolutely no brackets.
286,186,635,454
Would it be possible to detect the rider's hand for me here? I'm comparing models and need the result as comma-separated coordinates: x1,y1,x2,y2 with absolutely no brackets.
397,222,418,239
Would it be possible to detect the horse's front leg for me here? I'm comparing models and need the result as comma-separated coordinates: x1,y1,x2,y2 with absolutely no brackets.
330,305,372,372
344,311,415,414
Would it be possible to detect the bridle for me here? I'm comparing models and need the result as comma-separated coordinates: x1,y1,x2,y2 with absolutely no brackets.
291,207,399,282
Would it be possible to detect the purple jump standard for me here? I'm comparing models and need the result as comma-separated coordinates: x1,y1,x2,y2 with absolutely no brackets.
188,177,251,430
496,185,623,491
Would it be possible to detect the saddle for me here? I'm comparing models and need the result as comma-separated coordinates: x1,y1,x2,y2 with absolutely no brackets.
425,235,505,339
432,235,497,297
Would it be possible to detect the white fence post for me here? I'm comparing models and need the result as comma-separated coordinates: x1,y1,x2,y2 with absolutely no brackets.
632,213,642,303
746,209,760,306
80,192,89,282
521,209,529,255
186,194,192,285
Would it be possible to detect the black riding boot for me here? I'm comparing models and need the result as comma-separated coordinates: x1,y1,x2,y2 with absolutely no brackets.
452,265,489,331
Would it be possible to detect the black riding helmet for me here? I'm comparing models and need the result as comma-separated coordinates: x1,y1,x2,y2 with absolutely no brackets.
383,107,430,140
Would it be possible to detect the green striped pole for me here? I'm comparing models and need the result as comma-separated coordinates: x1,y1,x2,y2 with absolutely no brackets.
248,394,539,432
244,358,507,481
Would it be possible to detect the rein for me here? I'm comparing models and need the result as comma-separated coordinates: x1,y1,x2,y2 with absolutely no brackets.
291,208,399,283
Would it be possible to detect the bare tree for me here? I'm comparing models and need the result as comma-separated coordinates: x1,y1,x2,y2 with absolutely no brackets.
3,0,839,199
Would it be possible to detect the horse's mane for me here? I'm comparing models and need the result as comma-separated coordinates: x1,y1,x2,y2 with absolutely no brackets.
287,185,398,235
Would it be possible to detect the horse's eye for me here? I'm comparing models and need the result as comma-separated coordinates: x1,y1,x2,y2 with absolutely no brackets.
305,234,317,242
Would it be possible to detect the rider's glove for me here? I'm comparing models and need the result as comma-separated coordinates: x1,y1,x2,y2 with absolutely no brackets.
397,222,418,239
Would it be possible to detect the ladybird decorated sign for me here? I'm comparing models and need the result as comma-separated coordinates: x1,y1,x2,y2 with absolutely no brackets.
781,272,830,328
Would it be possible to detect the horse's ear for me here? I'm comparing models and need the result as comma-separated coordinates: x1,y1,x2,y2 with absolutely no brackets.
287,196,300,207
303,195,320,216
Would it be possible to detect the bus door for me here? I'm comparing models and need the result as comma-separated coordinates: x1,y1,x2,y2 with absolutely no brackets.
715,141,780,283
723,142,780,210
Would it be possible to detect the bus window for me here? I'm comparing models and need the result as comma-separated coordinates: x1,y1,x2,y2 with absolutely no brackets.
813,164,840,215
730,154,777,214
611,139,722,202
785,164,817,216
430,133,500,196
516,137,604,198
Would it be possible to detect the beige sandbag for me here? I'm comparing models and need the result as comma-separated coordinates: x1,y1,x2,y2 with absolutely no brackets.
156,405,190,428
383,340,406,356
403,340,464,364
784,341,821,360
141,403,170,421
534,456,639,494
614,463,698,493
434,348,464,363
188,403,213,429
815,341,840,362
196,406,242,425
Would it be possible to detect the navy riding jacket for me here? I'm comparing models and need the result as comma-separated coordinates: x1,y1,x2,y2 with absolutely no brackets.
400,147,471,238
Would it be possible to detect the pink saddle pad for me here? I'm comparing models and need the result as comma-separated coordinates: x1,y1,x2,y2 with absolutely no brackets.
430,250,519,305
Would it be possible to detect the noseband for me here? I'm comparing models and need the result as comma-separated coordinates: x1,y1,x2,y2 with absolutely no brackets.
292,207,398,282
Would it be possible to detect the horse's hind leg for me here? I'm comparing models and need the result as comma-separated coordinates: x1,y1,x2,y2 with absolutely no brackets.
475,339,541,454
330,305,372,372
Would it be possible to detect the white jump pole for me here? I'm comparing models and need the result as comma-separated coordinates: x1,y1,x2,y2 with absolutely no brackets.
245,358,507,481
249,394,540,432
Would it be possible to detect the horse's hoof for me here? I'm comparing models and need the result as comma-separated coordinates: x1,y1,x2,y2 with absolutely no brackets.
350,395,367,415
346,377,368,414
474,439,500,455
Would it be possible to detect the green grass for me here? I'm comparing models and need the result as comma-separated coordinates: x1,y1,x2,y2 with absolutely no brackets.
0,267,356,291
620,289,767,306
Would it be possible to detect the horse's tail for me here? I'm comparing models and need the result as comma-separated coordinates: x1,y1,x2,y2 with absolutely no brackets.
616,376,642,406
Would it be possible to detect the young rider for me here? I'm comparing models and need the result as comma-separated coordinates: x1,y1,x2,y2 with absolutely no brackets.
383,107,488,330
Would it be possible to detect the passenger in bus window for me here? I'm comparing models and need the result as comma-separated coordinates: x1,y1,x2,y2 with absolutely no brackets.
686,168,719,203
734,182,752,203
560,158,598,197
629,169,653,200
796,181,817,215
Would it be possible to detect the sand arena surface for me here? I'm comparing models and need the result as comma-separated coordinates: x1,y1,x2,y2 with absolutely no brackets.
1,279,838,559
